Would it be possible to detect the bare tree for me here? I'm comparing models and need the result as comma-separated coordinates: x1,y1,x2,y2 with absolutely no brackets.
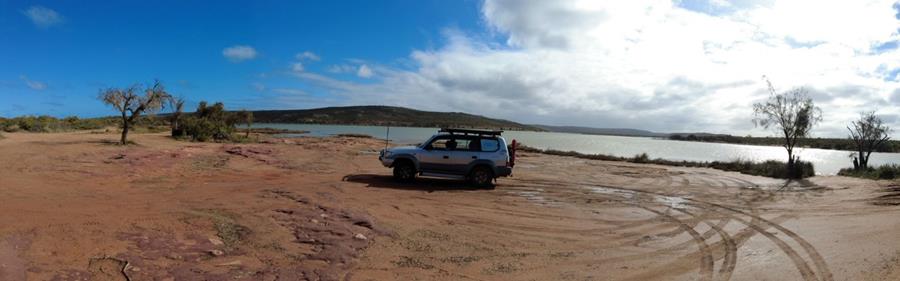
99,81,170,144
237,110,254,138
848,111,892,170
168,96,186,136
752,78,822,176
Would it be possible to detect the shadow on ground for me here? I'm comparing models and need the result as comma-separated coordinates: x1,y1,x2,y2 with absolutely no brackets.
342,174,491,192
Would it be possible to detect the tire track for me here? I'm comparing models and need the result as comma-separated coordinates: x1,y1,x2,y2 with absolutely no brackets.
636,205,715,281
515,178,832,281
677,209,737,281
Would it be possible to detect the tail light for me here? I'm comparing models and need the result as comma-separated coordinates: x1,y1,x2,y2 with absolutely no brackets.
508,139,517,167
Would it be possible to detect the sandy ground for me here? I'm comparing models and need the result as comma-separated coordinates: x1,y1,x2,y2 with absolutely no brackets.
0,131,899,281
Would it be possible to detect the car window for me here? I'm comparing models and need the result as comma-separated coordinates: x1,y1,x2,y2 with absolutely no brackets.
452,138,479,151
480,138,499,152
428,136,481,151
428,137,451,150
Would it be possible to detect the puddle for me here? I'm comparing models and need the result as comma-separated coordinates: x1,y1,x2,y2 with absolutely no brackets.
588,186,636,199
653,195,689,209
508,189,562,207
587,186,690,209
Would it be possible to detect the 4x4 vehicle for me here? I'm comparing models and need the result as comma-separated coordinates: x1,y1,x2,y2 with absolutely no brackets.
379,128,517,187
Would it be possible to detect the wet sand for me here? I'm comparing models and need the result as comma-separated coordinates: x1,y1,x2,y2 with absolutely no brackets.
0,131,898,280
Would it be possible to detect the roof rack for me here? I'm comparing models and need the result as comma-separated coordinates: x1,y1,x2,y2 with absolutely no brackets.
439,128,503,136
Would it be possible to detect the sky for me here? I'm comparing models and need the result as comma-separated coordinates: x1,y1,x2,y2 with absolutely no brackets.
3,0,900,137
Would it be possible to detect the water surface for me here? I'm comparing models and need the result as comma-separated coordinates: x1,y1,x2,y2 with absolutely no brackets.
255,123,900,175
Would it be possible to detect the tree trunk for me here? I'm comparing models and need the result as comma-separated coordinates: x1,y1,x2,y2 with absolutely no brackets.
786,148,796,178
120,121,130,145
861,151,870,170
120,121,131,145
786,149,794,166
858,149,868,170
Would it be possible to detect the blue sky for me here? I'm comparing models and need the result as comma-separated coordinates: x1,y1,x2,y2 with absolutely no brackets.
1,0,485,117
3,0,900,137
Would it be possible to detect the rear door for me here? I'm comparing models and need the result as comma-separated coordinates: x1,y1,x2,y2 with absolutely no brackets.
446,136,481,175
478,137,506,167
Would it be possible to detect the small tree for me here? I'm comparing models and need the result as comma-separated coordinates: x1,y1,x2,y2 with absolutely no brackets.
752,78,822,177
99,81,170,145
182,101,235,141
236,110,254,137
168,96,186,137
848,111,891,170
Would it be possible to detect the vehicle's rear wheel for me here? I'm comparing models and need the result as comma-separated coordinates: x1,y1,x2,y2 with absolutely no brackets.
470,166,494,188
393,161,416,182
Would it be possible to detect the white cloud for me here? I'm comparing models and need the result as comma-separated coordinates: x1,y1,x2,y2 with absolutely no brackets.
357,64,374,78
222,45,257,62
273,88,307,95
20,76,46,90
296,51,320,61
291,0,900,137
291,62,305,73
252,82,266,92
22,6,63,28
328,64,356,73
708,0,732,8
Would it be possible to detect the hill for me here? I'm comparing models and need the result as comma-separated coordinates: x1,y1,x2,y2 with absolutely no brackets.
249,106,543,131
535,125,667,137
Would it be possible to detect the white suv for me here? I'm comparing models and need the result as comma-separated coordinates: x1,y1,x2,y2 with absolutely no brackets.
379,128,516,187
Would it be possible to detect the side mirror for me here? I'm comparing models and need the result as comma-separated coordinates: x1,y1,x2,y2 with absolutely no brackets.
424,145,433,150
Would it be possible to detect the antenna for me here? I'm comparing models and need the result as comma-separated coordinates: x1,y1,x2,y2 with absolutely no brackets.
384,126,390,150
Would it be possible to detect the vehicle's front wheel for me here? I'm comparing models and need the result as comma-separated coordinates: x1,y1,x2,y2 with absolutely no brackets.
470,166,494,188
393,161,416,182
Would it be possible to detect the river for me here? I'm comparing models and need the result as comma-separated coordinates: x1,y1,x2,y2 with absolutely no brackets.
254,123,900,175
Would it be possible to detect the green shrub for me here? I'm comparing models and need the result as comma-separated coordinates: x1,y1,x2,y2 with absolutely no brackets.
632,153,650,163
878,166,896,179
0,115,117,133
180,102,237,142
839,164,900,180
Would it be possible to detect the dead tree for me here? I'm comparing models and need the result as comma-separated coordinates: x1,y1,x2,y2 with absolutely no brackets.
98,81,170,144
168,96,186,137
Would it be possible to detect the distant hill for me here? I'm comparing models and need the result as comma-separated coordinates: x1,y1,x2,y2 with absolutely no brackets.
249,106,544,131
535,125,667,137
667,132,730,138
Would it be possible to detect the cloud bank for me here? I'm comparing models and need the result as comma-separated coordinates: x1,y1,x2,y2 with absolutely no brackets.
289,0,900,137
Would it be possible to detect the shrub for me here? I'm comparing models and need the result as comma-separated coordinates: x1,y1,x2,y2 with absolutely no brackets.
878,166,896,179
0,115,114,133
632,153,650,163
180,102,237,142
839,164,900,180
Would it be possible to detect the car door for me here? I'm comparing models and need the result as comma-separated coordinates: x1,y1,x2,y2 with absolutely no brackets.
418,136,455,173
447,136,481,175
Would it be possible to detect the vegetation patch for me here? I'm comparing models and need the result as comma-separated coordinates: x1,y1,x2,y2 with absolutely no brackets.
335,133,373,138
191,155,229,171
520,146,815,179
393,256,434,269
236,127,309,135
185,209,250,251
838,164,900,180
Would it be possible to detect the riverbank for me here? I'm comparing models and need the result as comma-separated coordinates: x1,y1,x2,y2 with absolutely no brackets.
518,145,815,179
0,131,898,280
668,134,900,153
